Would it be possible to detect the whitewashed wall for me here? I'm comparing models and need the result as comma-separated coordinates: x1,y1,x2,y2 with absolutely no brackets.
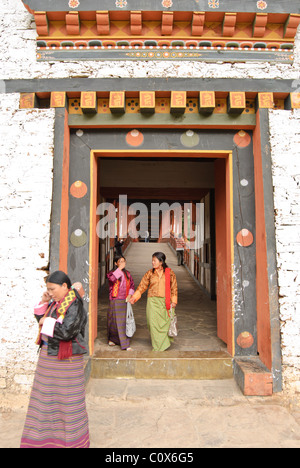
269,109,300,397
0,0,299,398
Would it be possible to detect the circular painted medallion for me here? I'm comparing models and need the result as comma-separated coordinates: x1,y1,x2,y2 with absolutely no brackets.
70,180,88,198
233,130,251,148
180,130,200,148
126,129,144,147
236,229,254,247
237,332,254,349
70,229,87,247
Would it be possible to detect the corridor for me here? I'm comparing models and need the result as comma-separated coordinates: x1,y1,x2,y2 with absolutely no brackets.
96,242,226,354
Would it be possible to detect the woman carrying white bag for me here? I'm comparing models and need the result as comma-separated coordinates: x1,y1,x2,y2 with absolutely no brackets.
107,255,135,350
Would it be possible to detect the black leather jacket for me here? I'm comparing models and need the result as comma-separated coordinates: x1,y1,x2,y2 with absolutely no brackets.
36,290,88,356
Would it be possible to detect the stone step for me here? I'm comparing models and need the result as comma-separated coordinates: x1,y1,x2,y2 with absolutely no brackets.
90,350,233,380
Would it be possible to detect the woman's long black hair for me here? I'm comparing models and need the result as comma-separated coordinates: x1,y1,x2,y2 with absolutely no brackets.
47,270,72,289
152,252,168,272
111,254,129,279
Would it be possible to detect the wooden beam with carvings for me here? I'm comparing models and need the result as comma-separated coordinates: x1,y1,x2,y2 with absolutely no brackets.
50,92,66,108
66,11,80,36
199,91,215,115
139,91,155,114
130,11,142,35
109,91,126,114
96,11,110,35
81,92,97,114
227,92,246,115
191,11,205,36
222,12,237,37
34,11,49,36
252,13,268,37
170,91,186,115
284,13,300,38
161,11,174,36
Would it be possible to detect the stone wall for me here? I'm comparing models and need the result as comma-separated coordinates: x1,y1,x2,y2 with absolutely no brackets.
0,0,299,398
269,109,300,398
0,93,54,393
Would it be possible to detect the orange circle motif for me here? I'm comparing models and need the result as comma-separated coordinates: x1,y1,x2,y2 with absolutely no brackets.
236,229,254,247
70,180,88,198
126,129,144,147
233,130,251,148
237,332,254,349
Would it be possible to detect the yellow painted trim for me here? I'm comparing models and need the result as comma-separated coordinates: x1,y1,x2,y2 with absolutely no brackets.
92,149,230,158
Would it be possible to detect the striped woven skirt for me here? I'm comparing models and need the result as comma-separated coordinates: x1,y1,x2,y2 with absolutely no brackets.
20,346,90,448
146,297,173,352
107,299,130,350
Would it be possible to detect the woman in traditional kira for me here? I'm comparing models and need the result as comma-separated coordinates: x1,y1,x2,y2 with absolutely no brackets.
20,271,90,449
107,255,135,350
130,252,178,352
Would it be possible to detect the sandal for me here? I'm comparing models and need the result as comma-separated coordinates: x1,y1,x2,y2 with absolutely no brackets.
108,341,116,346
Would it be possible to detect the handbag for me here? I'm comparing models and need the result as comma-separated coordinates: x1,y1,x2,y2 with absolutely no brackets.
126,302,136,338
168,307,178,338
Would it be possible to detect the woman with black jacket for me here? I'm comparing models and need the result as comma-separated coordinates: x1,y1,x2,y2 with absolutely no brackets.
20,271,90,448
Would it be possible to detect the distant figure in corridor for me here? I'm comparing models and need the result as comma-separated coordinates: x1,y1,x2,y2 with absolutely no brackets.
129,252,178,351
107,255,135,350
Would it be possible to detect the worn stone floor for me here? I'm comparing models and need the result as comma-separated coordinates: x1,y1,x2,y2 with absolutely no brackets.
2,378,300,448
96,242,226,354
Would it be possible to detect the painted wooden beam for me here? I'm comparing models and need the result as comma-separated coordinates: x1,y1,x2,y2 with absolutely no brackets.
130,11,142,35
34,11,49,36
253,13,268,37
199,91,215,115
21,0,300,14
68,112,256,129
19,92,37,108
222,12,237,37
284,13,300,38
96,10,110,35
139,91,155,114
109,91,126,114
50,91,67,108
257,92,274,109
170,91,186,115
66,11,80,35
227,92,246,115
80,92,97,114
161,11,173,36
191,12,205,36
8,77,297,94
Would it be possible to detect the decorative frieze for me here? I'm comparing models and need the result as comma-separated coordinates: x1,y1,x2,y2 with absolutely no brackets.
24,4,300,63
19,90,300,115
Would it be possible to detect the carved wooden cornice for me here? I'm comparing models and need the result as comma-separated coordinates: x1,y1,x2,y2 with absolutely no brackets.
21,1,300,63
